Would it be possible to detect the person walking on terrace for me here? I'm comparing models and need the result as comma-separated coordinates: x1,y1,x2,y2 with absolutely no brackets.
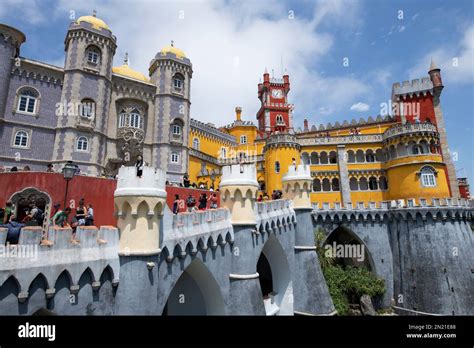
135,155,144,178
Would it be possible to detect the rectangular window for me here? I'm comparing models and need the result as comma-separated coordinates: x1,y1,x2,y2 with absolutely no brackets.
18,96,36,113
171,153,179,163
240,135,247,144
174,78,182,89
173,124,181,135
88,51,98,64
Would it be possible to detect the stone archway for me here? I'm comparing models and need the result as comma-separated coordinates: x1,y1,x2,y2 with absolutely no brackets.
324,225,374,271
9,187,51,226
163,259,225,315
257,235,293,315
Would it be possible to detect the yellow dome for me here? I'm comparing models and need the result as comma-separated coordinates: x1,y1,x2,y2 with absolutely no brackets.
160,44,186,59
76,15,110,31
112,64,150,82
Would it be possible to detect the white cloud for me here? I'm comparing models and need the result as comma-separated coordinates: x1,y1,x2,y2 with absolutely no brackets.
350,102,370,112
408,25,474,85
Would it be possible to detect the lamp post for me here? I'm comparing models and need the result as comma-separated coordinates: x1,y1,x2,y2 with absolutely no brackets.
62,161,78,209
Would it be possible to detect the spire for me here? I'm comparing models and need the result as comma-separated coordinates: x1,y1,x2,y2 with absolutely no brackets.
429,58,438,72
264,67,268,74
124,52,129,66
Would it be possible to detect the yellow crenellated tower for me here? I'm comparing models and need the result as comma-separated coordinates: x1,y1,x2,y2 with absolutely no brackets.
382,122,450,203
219,163,259,225
264,133,301,195
114,166,167,255
282,164,313,209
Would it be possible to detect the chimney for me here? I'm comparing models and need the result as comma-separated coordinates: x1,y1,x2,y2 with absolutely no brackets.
235,106,242,121
303,119,309,132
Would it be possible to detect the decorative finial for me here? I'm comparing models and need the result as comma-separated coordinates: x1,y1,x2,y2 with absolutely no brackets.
429,58,438,71
124,52,129,66
171,40,174,47
265,67,268,74
92,9,97,17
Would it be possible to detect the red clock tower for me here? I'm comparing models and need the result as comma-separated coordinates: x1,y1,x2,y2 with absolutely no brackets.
257,70,293,134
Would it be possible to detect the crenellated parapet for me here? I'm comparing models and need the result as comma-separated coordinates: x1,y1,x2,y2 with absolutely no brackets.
114,166,167,256
312,198,472,224
282,164,312,209
0,225,119,304
161,208,234,262
255,199,296,234
219,164,259,225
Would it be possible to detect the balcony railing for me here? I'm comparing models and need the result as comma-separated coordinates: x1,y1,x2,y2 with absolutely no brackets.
298,134,383,146
382,122,437,141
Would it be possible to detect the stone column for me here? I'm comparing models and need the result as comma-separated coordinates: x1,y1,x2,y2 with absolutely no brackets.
220,164,265,314
337,144,351,206
282,165,335,315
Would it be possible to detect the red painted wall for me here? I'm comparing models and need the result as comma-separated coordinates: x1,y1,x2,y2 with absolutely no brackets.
459,184,470,200
395,94,436,124
0,172,117,226
0,172,221,226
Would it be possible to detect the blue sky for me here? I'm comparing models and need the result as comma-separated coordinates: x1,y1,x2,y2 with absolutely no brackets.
1,0,473,182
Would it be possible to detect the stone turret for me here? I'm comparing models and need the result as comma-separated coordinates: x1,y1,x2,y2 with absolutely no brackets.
219,164,259,225
282,164,312,209
114,166,167,255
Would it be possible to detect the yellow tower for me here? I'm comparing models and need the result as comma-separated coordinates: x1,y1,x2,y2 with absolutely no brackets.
264,133,301,195
114,166,167,255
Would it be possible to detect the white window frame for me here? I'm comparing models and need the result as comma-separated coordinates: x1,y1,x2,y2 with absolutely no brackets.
76,136,89,152
129,112,141,129
192,137,200,150
13,130,29,148
173,77,183,90
171,152,180,163
87,47,100,64
173,124,182,135
79,100,95,119
240,135,247,144
220,147,227,159
421,167,436,187
276,114,284,125
17,89,37,114
118,112,127,128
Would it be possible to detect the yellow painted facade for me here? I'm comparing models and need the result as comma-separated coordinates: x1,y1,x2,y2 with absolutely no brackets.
187,108,454,206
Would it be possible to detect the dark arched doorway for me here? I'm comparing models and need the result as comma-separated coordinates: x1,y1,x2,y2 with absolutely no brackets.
324,225,374,270
9,187,51,226
257,235,292,315
163,259,225,315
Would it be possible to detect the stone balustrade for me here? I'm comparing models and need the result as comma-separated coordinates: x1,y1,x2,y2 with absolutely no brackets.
298,134,383,146
382,122,438,141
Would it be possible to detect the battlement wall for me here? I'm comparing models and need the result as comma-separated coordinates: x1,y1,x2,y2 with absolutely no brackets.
0,225,120,305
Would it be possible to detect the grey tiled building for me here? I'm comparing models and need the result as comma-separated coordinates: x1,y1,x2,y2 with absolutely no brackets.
0,14,192,182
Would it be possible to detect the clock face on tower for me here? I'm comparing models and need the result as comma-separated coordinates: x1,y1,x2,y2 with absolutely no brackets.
271,89,283,99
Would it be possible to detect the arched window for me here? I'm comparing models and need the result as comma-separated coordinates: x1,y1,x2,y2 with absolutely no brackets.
76,136,88,151
313,178,321,192
171,152,180,163
86,46,101,64
331,178,340,191
420,167,436,187
347,150,355,163
275,161,280,174
397,142,407,157
419,140,429,154
14,130,29,148
322,178,331,191
389,145,397,159
329,151,337,164
79,99,95,118
379,176,388,190
375,149,384,162
368,176,378,190
192,137,200,150
301,152,310,165
310,152,319,164
173,73,184,91
172,123,182,135
276,114,284,125
365,149,375,162
349,177,359,191
220,147,227,159
129,108,141,128
359,177,368,191
319,151,328,164
17,87,38,114
355,150,365,162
